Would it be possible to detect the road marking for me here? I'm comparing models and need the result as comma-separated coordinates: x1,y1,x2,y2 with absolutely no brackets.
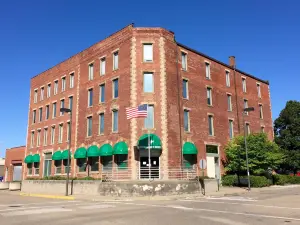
199,215,247,225
78,204,116,209
1,207,72,217
167,205,194,211
0,200,81,208
115,202,300,222
205,196,257,202
179,199,300,210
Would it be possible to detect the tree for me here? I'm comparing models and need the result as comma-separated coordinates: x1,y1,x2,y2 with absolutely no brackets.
223,133,283,175
274,100,300,174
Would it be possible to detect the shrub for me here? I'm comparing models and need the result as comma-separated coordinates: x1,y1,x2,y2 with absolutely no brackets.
222,175,270,188
273,174,300,185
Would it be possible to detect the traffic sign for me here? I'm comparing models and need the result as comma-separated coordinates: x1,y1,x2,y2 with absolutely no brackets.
199,159,207,169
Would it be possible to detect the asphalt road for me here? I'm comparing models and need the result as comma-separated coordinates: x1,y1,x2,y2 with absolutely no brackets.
1,186,300,225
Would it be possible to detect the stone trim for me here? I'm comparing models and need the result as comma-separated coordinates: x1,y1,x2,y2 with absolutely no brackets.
159,37,168,179
74,65,81,177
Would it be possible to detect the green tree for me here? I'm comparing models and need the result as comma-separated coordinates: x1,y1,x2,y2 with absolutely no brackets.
223,133,283,175
274,100,300,175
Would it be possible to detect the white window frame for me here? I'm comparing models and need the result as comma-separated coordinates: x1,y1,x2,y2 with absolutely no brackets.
229,119,234,139
32,110,36,124
31,131,35,148
88,88,93,107
227,94,232,111
52,102,57,118
113,51,119,70
182,79,189,99
181,52,187,71
259,104,264,119
226,71,230,87
183,109,190,132
54,80,58,95
246,123,250,135
242,78,247,93
261,126,265,133
208,115,214,136
60,99,65,116
99,84,105,103
143,44,153,62
58,124,63,143
113,78,119,99
100,57,106,75
87,116,92,137
40,87,44,101
207,87,212,106
70,73,74,88
244,99,249,115
67,122,70,142
43,128,48,146
47,84,51,98
46,105,49,120
34,89,38,103
51,126,55,144
39,107,43,122
61,77,66,92
99,113,105,135
112,109,118,132
88,63,94,80
37,130,41,147
143,72,154,93
257,83,261,98
205,62,211,80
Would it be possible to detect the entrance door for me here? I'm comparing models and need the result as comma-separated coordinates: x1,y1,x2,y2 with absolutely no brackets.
12,164,22,181
43,153,52,177
140,157,159,179
214,157,220,179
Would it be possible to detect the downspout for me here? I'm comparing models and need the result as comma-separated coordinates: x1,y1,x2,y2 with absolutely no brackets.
233,64,241,133
175,39,183,169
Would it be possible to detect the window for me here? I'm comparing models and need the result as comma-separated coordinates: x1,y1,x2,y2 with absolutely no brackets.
99,84,105,103
43,128,48,146
30,131,35,148
242,78,247,93
112,110,118,132
143,44,153,62
101,156,113,171
37,130,41,147
70,73,74,88
89,157,99,172
63,159,71,174
46,105,49,120
181,52,187,71
69,96,73,110
27,163,33,175
32,110,36,124
58,124,63,143
47,84,51,98
51,126,55,144
34,90,38,103
54,80,58,95
55,160,62,174
67,122,70,141
39,107,43,122
143,72,154,93
113,78,119,98
261,126,265,133
115,154,128,169
183,155,196,169
88,88,93,107
40,87,44,101
257,83,261,98
62,77,66,91
77,158,87,172
52,102,57,118
184,109,190,132
88,63,94,80
227,94,232,111
259,104,263,119
60,99,65,116
244,99,249,115
144,105,154,129
34,162,40,175
113,51,119,70
245,123,250,135
229,120,234,139
226,71,230,87
182,79,188,99
100,58,106,75
99,113,104,134
206,145,218,154
43,152,52,177
87,116,92,137
205,62,211,79
208,115,214,136
207,87,212,106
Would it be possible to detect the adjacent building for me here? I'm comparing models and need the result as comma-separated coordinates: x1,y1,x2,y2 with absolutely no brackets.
4,146,25,181
24,24,273,180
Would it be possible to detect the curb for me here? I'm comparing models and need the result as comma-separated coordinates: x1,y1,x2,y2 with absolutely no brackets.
20,193,75,200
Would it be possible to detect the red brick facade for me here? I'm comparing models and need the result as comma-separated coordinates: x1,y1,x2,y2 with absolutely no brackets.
4,146,25,181
24,24,273,180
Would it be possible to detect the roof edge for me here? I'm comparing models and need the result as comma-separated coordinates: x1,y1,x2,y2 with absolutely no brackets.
6,145,26,150
177,42,269,85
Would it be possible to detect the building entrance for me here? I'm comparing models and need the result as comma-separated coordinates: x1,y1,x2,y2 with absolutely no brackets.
140,157,159,179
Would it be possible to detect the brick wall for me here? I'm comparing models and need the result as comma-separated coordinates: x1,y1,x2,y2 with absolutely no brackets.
4,146,25,182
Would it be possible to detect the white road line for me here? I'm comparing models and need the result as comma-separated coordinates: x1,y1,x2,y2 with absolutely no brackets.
205,196,257,202
179,199,300,210
115,202,300,222
0,200,81,208
1,207,72,217
199,215,247,225
78,204,116,209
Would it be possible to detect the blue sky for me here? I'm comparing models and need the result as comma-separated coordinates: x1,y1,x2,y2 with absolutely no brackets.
0,0,299,157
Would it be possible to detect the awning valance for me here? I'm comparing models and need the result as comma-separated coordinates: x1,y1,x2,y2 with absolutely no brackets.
74,147,87,159
113,142,128,155
32,154,40,163
137,134,162,149
100,144,113,156
182,142,198,155
87,145,100,157
52,151,62,160
24,155,33,164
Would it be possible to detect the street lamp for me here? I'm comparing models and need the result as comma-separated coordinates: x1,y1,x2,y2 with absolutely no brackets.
243,107,254,191
60,107,72,196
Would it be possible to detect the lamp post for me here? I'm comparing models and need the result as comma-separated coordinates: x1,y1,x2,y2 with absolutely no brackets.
242,107,254,191
60,107,72,196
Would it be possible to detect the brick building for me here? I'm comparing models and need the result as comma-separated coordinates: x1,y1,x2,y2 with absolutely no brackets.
23,24,273,180
4,146,25,181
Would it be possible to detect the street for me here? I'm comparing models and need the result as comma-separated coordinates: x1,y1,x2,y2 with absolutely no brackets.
1,186,300,225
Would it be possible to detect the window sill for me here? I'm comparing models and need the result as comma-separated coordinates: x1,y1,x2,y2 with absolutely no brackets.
87,106,93,108
142,128,156,131
86,136,92,139
143,61,153,63
207,104,213,107
184,131,191,134
228,110,233,112
206,77,211,81
99,102,105,105
113,68,119,72
97,133,105,136
183,98,189,100
181,69,187,72
208,135,216,137
112,131,119,134
54,173,62,175
90,171,99,174
77,172,87,174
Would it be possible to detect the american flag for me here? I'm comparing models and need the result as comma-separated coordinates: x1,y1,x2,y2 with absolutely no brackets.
126,104,148,120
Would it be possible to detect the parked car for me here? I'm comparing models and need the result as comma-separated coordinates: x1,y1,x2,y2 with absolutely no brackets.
0,176,3,182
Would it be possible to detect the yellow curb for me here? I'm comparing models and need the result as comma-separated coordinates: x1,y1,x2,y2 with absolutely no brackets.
20,193,75,200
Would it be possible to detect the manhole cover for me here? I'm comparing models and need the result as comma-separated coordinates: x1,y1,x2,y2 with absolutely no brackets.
9,205,21,208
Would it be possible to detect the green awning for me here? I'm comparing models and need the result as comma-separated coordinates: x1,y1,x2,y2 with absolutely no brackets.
137,134,162,149
24,155,33,163
32,154,40,163
182,142,198,154
52,151,62,160
87,145,100,157
100,144,113,156
113,142,128,155
74,147,87,159
61,150,72,160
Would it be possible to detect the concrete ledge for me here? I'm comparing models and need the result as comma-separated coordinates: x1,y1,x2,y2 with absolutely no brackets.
20,192,75,200
9,182,21,191
0,182,9,190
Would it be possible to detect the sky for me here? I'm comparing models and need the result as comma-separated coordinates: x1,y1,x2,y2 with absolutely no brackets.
0,0,299,157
